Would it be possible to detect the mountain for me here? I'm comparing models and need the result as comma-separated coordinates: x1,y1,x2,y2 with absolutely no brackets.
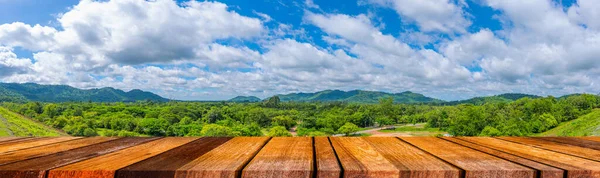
228,96,261,102
540,109,600,136
445,93,541,105
275,90,442,104
0,83,168,102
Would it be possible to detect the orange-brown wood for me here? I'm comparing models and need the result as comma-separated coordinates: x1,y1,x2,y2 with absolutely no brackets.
330,137,399,178
499,137,600,162
175,137,270,178
314,137,341,178
442,137,564,178
363,137,460,178
48,137,197,178
0,137,39,146
535,137,600,150
0,137,158,178
0,137,78,153
242,137,313,178
458,137,600,178
0,137,117,165
400,137,534,178
578,136,600,142
116,137,232,178
0,137,21,143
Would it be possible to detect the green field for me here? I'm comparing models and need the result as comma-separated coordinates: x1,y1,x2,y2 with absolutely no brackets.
0,107,67,136
540,109,600,136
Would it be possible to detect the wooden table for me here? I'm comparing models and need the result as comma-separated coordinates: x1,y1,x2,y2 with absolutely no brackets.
0,136,598,178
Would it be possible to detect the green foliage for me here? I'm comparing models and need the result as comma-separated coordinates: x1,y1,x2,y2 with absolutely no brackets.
479,126,502,136
271,115,296,129
338,122,359,136
200,124,237,137
541,109,600,136
0,106,65,136
267,126,292,137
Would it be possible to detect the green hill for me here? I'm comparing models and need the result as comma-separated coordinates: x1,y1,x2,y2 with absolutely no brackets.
445,93,541,105
0,107,67,136
540,109,600,136
275,90,442,104
0,83,168,102
228,96,261,102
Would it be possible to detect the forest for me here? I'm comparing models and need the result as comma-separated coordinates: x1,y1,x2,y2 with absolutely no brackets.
0,94,598,137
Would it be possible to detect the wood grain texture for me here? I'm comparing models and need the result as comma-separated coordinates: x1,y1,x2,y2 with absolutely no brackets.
175,137,270,178
0,137,118,165
330,137,399,178
400,137,534,178
535,137,600,150
116,137,231,178
0,137,78,153
314,137,341,178
578,136,600,142
0,137,22,143
48,137,197,178
243,137,313,178
442,137,564,178
0,137,158,178
499,137,600,162
458,137,600,178
0,137,39,146
363,137,460,178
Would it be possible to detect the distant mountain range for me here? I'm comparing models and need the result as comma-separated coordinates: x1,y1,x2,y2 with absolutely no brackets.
0,82,549,104
443,93,541,105
0,83,168,102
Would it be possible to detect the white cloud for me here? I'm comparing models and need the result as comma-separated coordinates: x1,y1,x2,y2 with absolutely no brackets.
368,0,471,33
0,47,32,77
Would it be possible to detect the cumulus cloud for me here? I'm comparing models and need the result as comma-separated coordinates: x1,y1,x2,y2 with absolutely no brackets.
0,47,32,77
367,0,471,33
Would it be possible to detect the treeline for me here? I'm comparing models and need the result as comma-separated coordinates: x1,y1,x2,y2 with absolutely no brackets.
1,94,598,137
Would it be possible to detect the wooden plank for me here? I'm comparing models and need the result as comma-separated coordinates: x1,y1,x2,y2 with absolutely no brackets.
175,137,270,178
535,137,600,150
314,137,341,178
330,137,399,178
0,137,21,143
363,137,460,178
116,137,231,178
578,136,600,142
0,137,158,178
0,137,118,165
0,137,38,145
400,137,534,178
499,137,600,162
242,137,313,178
0,137,79,153
442,137,564,178
47,137,197,178
458,137,600,178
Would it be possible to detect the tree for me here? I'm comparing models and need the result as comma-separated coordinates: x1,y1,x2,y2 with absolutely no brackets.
267,126,291,136
272,115,296,129
479,126,501,136
201,124,236,137
338,122,359,136
265,96,281,108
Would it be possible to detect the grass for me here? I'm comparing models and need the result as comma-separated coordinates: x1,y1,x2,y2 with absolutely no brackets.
0,107,66,136
377,123,447,136
540,109,600,136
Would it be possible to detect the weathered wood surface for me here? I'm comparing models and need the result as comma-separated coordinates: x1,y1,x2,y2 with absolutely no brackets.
578,136,600,142
116,137,231,178
47,137,197,178
535,136,600,150
330,137,399,178
242,137,313,178
400,137,535,178
499,137,600,162
0,137,158,178
0,137,22,143
0,137,117,165
458,137,600,178
175,137,270,178
364,137,459,178
314,137,341,178
442,137,564,178
0,137,78,153
0,136,598,178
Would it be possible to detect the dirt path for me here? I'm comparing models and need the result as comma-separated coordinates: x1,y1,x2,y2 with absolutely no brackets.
0,115,14,136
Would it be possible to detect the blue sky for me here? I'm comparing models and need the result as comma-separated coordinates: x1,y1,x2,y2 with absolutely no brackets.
0,0,598,101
